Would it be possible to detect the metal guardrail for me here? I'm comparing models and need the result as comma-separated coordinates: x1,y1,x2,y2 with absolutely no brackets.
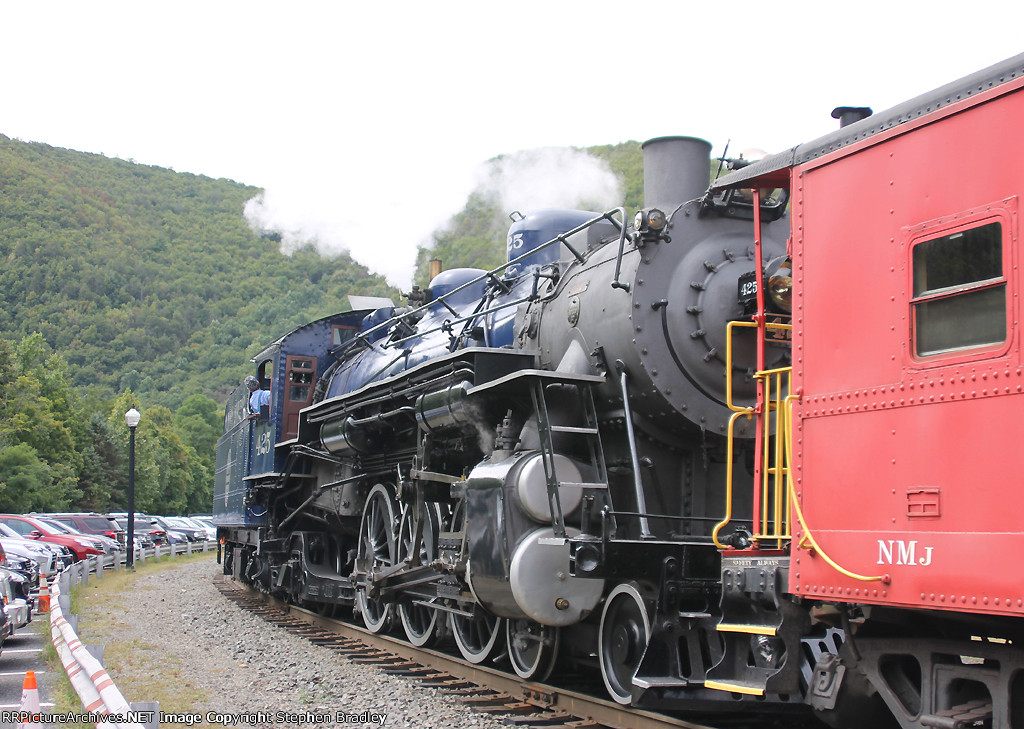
47,540,217,727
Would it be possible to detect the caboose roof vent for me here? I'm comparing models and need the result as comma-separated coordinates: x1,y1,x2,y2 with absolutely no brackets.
831,106,873,128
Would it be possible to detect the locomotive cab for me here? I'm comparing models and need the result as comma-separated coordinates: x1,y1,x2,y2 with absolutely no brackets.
213,306,383,578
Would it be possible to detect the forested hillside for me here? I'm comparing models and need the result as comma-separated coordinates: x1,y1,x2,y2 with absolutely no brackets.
0,333,217,515
0,134,397,408
0,134,397,514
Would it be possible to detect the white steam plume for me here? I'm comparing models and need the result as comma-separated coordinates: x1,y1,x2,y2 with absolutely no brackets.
476,147,621,215
242,146,622,291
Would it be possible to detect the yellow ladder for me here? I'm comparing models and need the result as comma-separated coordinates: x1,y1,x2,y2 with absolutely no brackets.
713,320,792,550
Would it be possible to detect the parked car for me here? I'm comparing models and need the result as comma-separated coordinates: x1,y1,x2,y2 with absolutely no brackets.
0,522,72,578
0,577,11,648
162,516,206,542
0,568,29,633
37,518,121,558
2,540,48,584
2,549,40,595
0,567,30,631
186,516,216,540
113,519,153,550
0,514,106,561
149,516,192,544
110,513,168,546
45,513,126,548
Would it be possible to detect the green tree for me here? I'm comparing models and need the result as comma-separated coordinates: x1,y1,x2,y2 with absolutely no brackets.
75,412,123,511
173,393,221,509
0,443,61,512
0,335,83,508
143,405,195,515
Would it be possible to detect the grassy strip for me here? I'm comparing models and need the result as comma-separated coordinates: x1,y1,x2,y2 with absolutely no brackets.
38,552,220,728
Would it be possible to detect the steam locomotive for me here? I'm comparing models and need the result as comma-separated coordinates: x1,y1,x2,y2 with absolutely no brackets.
215,52,1024,728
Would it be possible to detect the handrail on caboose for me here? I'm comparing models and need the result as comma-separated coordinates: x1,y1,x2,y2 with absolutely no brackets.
714,320,793,550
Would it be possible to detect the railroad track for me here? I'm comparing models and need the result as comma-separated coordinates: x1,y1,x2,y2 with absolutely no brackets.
214,576,724,729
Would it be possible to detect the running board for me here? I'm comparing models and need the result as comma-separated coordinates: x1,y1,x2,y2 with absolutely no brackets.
716,623,778,636
704,679,765,696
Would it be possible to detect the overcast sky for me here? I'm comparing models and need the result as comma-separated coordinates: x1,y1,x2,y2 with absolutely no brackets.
4,2,1023,289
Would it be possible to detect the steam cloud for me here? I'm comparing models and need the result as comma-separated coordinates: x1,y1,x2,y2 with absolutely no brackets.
476,147,622,215
243,146,622,290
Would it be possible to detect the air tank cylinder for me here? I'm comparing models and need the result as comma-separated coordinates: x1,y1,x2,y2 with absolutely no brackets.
414,381,473,433
320,417,369,454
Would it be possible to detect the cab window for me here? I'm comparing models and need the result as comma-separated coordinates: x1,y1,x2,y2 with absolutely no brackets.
332,325,357,347
288,358,314,402
911,221,1006,357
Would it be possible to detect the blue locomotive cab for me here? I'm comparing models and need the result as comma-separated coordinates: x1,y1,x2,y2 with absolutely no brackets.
214,381,269,527
213,306,383,530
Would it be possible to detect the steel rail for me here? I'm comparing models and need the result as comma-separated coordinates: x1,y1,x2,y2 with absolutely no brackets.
216,578,719,729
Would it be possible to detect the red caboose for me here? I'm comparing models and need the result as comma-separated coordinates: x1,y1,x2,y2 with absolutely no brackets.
714,54,1024,727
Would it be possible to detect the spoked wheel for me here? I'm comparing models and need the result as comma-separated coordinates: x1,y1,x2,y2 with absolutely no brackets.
355,483,398,633
451,607,504,664
599,582,652,705
397,502,443,647
445,498,502,663
506,618,560,681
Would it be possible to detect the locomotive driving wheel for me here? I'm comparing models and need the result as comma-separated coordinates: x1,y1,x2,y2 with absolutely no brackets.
451,607,504,664
397,501,444,647
446,499,504,663
356,483,398,634
506,618,560,681
599,582,652,705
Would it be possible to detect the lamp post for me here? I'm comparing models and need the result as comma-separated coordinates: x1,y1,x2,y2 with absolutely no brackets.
124,406,141,570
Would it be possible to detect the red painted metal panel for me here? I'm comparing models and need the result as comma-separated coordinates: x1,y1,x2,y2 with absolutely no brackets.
789,80,1024,616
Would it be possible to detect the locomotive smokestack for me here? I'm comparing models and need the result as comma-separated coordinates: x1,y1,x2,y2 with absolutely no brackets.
641,136,713,212
831,106,873,128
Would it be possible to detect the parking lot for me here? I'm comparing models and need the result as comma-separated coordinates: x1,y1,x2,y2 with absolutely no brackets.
0,628,55,728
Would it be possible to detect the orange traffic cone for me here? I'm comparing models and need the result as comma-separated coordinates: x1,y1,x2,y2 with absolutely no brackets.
36,579,49,614
17,670,41,727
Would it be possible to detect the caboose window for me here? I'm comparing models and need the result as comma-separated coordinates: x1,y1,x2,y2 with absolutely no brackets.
911,222,1006,357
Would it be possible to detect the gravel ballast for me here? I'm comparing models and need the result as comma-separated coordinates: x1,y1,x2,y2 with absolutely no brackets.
75,556,510,729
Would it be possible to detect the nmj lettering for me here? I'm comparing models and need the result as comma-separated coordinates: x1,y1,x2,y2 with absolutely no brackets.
877,539,934,566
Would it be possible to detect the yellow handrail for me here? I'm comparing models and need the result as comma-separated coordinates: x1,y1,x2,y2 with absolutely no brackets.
716,321,791,548
758,365,792,549
712,409,754,548
724,321,766,412
783,396,890,583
